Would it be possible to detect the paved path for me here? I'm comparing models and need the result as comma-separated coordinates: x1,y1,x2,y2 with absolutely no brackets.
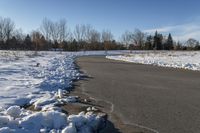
76,56,200,133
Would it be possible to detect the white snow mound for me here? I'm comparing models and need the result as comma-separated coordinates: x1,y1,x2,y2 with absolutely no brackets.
20,111,67,131
6,106,21,118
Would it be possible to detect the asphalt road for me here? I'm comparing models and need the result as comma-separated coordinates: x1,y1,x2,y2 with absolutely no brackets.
76,56,200,133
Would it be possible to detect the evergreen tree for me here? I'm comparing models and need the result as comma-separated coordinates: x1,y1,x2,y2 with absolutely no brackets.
145,35,153,50
52,40,59,50
24,34,32,50
62,41,68,51
9,36,17,49
153,31,163,50
39,35,48,50
175,41,182,50
68,39,78,51
164,33,173,50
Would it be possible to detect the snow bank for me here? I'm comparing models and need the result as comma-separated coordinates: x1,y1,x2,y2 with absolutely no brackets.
0,50,127,132
0,51,80,108
68,111,102,132
0,108,68,133
106,51,200,71
0,106,105,133
20,111,67,131
0,50,127,108
31,93,57,110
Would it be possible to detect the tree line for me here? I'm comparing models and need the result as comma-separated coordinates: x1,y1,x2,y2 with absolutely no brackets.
0,16,199,51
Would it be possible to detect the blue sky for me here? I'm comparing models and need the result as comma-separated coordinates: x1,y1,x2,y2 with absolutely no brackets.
0,0,200,41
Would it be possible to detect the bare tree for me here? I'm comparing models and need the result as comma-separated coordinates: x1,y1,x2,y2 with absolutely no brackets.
41,18,70,43
57,19,70,43
40,18,52,41
84,24,93,43
41,18,59,42
73,24,94,42
101,30,113,42
0,17,4,41
50,21,59,42
4,18,15,41
186,38,199,50
87,29,100,43
31,31,42,53
68,32,74,42
121,31,133,48
132,29,146,49
0,17,15,41
74,24,86,42
14,28,25,42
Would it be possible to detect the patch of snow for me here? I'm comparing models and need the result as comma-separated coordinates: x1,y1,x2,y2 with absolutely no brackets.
58,89,63,99
31,93,57,110
106,51,200,71
0,127,12,133
0,51,81,108
0,116,12,126
62,96,79,103
20,111,67,131
0,106,106,133
61,123,77,133
0,50,126,132
87,107,92,112
68,111,102,132
6,106,21,118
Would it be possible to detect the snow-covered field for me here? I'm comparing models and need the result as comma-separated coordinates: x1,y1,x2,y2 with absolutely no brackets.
106,51,200,71
2,50,199,132
0,51,78,108
0,50,127,133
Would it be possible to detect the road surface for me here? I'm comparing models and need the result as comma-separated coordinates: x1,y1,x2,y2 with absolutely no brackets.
76,56,200,133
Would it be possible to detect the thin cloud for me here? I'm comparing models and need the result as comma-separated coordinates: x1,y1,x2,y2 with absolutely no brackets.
144,22,200,41
144,26,176,33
